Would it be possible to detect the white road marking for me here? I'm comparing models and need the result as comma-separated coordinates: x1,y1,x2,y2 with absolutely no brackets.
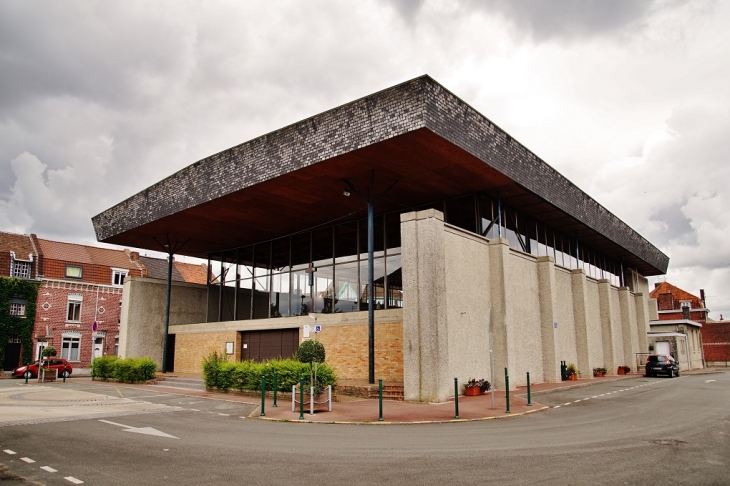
190,409,200,412
218,413,230,416
705,379,716,383
592,396,598,398
20,457,35,463
65,476,84,484
99,420,178,439
583,398,590,400
573,400,582,403
553,405,561,408
41,466,57,473
3,449,16,455
563,403,571,406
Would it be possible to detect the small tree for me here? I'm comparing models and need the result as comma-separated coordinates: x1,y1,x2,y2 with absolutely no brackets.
41,346,57,358
296,339,326,394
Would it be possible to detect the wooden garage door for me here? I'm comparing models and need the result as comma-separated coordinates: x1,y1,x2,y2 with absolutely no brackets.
241,329,299,362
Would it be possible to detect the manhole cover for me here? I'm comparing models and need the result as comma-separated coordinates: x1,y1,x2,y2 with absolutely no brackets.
651,439,687,446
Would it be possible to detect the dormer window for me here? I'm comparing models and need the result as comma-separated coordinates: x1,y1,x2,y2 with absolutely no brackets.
680,300,691,309
11,260,31,279
65,265,83,279
112,268,129,287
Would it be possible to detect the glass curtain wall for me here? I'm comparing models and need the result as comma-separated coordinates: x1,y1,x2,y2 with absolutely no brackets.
207,193,623,322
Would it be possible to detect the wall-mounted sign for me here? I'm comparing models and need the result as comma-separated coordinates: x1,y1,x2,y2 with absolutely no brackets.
553,322,558,329
314,325,322,333
92,321,98,332
225,342,234,355
303,325,311,338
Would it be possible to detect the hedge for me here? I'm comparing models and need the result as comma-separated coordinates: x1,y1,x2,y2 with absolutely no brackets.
91,356,157,383
202,350,337,392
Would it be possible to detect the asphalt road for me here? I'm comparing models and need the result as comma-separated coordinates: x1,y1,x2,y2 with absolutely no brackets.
1,372,728,485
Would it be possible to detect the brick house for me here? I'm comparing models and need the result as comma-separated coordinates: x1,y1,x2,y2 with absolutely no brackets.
32,238,208,373
647,282,706,370
0,231,41,370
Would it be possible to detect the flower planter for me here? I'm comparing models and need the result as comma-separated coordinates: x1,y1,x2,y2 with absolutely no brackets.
617,368,626,375
567,373,578,381
593,371,604,378
464,386,482,396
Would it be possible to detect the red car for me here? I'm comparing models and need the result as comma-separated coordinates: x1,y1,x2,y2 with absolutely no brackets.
12,358,73,379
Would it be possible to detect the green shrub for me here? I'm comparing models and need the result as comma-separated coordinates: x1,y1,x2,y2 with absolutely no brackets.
295,339,325,364
201,355,337,393
91,356,118,379
112,357,158,383
41,346,57,358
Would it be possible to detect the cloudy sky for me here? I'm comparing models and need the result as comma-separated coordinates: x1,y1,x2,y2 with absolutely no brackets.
1,0,728,318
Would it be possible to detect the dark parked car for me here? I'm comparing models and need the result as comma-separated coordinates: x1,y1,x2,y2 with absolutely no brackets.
645,355,680,378
12,358,73,379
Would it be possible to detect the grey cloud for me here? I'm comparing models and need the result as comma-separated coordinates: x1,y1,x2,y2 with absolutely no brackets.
649,200,697,246
466,0,660,42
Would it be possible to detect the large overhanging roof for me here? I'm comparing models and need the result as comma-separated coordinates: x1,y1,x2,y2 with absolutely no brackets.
93,75,668,276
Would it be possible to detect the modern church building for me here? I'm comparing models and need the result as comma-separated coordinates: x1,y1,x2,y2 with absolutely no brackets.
93,76,669,402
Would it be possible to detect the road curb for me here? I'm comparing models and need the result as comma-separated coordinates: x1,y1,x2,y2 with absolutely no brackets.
250,405,550,424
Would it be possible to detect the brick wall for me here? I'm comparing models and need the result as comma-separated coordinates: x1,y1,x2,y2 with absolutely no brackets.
314,322,403,382
703,322,730,362
34,280,122,368
173,331,240,373
168,321,404,382
43,259,142,286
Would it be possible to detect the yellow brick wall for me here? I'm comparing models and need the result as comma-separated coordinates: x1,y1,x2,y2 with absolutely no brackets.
171,321,403,382
173,331,240,374
313,322,403,382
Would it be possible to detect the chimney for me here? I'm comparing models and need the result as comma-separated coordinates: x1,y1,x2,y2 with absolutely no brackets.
654,282,661,289
130,251,139,262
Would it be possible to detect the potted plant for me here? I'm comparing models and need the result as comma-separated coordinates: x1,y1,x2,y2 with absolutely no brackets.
39,346,58,381
463,378,491,396
593,367,607,378
295,339,330,410
617,365,631,375
566,363,579,380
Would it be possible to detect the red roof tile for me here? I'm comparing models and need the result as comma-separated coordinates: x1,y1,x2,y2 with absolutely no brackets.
0,231,37,260
38,239,140,270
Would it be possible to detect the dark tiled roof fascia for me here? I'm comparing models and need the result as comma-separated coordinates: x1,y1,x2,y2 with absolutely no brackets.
92,75,668,274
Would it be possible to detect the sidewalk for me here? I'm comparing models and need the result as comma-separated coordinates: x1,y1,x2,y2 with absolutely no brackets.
59,368,724,424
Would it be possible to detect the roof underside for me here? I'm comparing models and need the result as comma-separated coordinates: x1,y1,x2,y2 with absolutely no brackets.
93,76,669,276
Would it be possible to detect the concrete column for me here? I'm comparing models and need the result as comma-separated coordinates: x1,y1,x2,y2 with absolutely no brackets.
537,256,560,382
401,210,450,402
488,238,515,390
597,279,619,374
634,293,650,354
571,269,593,379
618,287,639,371
648,298,659,321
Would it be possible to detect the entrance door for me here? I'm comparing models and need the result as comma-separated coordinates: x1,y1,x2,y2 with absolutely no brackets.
93,337,104,361
241,329,299,362
165,334,175,372
36,341,48,361
3,340,22,371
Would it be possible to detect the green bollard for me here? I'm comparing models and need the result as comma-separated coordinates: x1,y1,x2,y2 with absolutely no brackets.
299,377,305,420
25,373,28,385
454,377,460,419
260,375,266,417
505,368,511,414
378,378,384,422
526,372,531,406
273,371,278,408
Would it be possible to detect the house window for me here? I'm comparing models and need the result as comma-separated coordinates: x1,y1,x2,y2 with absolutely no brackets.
65,265,83,279
67,295,82,322
112,268,128,287
680,300,691,309
11,260,31,279
61,335,81,361
114,335,119,357
9,297,26,317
